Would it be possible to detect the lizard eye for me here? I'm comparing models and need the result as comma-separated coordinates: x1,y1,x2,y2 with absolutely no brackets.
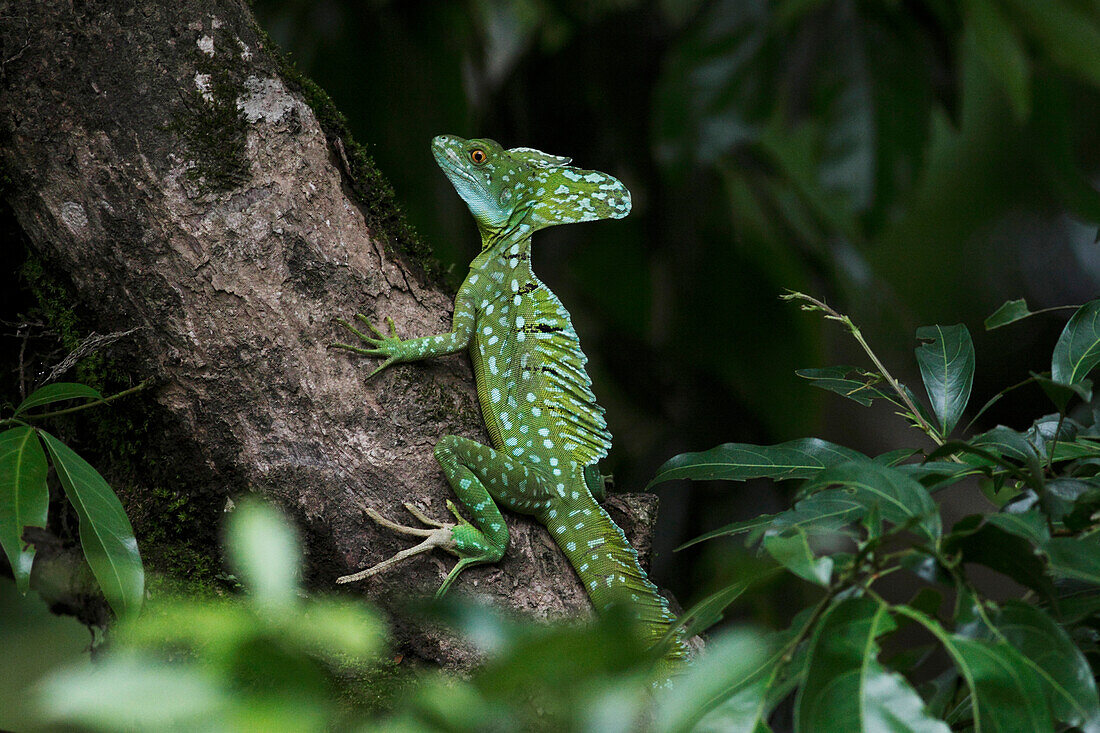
470,149,487,165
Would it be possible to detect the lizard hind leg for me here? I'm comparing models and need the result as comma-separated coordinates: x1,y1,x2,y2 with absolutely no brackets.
426,435,515,596
335,502,459,585
338,435,517,596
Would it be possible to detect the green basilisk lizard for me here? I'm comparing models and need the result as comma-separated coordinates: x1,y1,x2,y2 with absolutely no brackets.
333,135,688,679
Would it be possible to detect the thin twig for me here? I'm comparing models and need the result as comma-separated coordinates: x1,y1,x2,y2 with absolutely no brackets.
17,325,28,400
782,291,945,446
1046,412,1067,475
1,39,28,78
44,327,141,384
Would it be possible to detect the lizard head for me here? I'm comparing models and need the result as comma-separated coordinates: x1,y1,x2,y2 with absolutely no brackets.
432,134,631,240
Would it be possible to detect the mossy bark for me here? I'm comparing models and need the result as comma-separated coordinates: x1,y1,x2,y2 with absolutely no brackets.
0,0,662,667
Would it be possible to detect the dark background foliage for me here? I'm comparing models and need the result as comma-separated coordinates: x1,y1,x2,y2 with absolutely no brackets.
252,0,1100,607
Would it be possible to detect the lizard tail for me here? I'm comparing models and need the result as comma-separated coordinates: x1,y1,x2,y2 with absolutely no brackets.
543,490,691,679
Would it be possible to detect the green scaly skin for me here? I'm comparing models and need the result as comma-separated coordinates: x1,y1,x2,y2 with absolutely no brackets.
334,135,689,681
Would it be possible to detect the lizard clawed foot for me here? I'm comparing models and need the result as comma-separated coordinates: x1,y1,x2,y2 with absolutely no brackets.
336,502,459,585
330,314,405,377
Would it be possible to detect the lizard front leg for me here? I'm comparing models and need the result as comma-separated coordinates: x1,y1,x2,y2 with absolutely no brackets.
339,435,551,595
331,289,477,377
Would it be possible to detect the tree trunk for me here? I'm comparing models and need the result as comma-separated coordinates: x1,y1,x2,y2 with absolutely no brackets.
0,0,662,666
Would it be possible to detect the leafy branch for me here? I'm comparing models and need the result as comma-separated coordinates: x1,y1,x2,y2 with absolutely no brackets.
0,380,147,616
0,379,151,426
781,290,949,445
646,294,1100,731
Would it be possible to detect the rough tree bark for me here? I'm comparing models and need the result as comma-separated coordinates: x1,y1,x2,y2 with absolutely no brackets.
0,0,663,665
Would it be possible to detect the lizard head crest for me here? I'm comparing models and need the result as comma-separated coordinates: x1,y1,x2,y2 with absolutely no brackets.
432,134,631,240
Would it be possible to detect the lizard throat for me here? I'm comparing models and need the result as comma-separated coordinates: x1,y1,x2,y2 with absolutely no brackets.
479,205,537,253
480,221,534,256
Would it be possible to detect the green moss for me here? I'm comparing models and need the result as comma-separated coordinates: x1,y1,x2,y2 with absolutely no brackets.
145,564,232,602
120,480,223,590
415,374,481,428
20,256,85,353
168,33,251,194
332,655,421,720
252,26,445,287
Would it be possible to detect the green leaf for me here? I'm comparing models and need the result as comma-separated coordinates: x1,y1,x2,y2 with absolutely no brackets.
125,595,386,683
795,597,950,733
897,461,981,491
802,461,942,541
1065,487,1100,531
763,528,833,586
914,324,975,438
771,489,866,536
948,638,1055,733
1056,590,1100,623
226,500,301,614
119,598,257,653
1052,299,1100,386
290,600,387,663
973,426,1040,463
927,446,1030,494
966,0,1030,120
944,514,1054,600
875,448,920,466
0,427,49,593
664,613,817,733
656,628,775,733
1033,372,1092,413
795,366,894,407
14,382,103,416
663,574,769,645
984,511,1050,546
895,607,1056,733
991,601,1100,730
648,438,867,488
970,426,1044,484
1049,438,1100,462
1044,536,1100,586
1041,478,1093,521
693,689,776,733
38,430,143,617
676,515,778,551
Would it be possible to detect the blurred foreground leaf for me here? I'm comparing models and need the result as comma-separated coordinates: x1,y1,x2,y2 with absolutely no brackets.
656,629,772,733
226,499,300,614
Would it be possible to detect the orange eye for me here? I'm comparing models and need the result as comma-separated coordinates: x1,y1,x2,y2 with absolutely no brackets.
470,149,487,164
